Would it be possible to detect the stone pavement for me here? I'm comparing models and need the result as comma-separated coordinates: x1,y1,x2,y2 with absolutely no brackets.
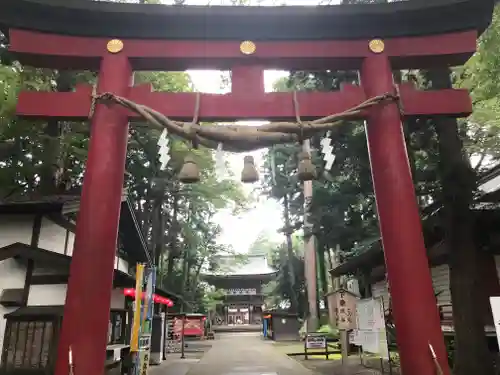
188,332,313,375
297,357,388,375
150,332,314,375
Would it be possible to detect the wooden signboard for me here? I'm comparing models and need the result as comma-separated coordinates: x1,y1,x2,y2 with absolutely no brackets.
329,288,358,330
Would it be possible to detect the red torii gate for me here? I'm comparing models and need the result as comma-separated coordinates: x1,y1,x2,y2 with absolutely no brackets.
0,1,494,375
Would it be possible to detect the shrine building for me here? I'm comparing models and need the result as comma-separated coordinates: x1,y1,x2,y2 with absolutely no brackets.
202,254,276,328
0,193,178,374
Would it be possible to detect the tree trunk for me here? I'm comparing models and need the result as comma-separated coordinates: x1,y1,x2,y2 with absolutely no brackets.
142,199,153,242
191,260,204,293
326,247,335,289
317,243,329,315
152,196,164,313
180,201,194,312
426,68,495,375
153,198,164,265
283,194,300,313
166,190,180,286
180,246,190,312
165,252,176,288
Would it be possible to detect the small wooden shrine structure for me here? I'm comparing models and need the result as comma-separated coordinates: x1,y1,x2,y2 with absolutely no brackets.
262,310,300,341
169,313,207,339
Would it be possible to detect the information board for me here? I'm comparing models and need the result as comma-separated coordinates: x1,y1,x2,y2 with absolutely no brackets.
354,297,389,359
356,298,385,331
305,334,327,349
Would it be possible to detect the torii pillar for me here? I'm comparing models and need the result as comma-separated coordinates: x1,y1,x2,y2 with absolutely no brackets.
362,44,448,374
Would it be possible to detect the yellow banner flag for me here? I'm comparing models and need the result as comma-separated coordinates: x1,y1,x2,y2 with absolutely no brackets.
130,263,145,352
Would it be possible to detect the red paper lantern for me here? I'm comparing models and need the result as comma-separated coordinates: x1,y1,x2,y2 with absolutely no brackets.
123,289,174,306
123,288,135,297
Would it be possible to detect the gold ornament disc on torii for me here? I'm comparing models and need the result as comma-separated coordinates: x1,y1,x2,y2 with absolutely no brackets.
107,39,124,54
240,41,256,55
368,39,385,54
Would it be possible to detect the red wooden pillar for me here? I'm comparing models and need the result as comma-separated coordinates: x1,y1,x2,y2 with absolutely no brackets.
55,52,132,375
360,51,450,375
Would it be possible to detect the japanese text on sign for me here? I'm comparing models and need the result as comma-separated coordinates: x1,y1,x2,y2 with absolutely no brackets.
334,289,357,330
305,334,327,349
225,288,257,295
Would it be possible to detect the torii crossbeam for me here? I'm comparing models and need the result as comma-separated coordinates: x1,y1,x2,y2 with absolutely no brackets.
0,1,495,375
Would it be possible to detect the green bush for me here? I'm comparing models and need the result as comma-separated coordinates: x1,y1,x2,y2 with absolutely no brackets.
316,324,340,339
299,323,340,340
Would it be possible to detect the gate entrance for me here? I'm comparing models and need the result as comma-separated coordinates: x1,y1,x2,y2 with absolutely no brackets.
0,1,495,375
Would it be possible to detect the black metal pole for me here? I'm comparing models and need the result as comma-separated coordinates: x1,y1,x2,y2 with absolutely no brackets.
163,306,168,360
180,315,186,359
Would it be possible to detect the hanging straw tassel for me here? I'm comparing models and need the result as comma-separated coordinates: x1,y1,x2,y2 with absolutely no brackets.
178,155,200,183
293,91,316,182
297,151,316,181
241,155,259,183
178,95,202,184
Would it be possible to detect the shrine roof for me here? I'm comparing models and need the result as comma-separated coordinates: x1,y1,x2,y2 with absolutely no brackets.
0,0,494,41
0,192,152,267
203,254,277,279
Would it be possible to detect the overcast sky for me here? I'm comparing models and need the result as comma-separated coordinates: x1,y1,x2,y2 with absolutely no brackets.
188,70,288,253
171,0,339,252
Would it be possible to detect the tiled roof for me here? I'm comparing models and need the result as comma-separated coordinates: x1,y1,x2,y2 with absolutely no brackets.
208,254,276,276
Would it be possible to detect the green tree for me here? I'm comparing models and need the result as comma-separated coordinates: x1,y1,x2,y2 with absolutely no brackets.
262,239,307,316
